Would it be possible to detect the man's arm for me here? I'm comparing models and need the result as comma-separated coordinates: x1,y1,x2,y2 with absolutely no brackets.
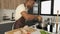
21,11,37,20
21,11,42,21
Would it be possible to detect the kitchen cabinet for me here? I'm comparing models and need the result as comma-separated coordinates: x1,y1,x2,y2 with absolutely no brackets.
0,21,15,34
0,0,25,9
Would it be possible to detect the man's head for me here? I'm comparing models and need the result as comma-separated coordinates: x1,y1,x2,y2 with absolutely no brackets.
25,0,36,9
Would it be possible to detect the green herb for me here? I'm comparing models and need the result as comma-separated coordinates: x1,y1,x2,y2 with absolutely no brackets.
40,30,50,34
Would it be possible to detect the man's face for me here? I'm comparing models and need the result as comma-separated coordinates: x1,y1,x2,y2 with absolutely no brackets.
26,0,35,8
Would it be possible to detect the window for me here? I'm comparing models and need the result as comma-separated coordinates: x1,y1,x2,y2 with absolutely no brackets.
41,1,51,14
53,0,60,15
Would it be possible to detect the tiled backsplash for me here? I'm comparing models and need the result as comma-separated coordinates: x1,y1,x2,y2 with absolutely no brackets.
0,9,60,22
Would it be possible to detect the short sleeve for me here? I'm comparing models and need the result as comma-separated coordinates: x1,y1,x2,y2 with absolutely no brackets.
15,4,26,20
15,5,26,14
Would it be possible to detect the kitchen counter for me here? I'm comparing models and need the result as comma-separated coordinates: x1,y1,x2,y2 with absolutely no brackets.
0,20,15,34
0,20,15,24
5,26,60,34
5,26,53,34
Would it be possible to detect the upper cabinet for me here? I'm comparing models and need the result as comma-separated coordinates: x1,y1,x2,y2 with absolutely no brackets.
0,0,25,9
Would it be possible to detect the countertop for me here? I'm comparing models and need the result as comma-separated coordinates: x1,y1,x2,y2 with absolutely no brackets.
0,20,15,24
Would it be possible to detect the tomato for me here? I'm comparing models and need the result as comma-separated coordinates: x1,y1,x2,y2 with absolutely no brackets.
27,32,31,34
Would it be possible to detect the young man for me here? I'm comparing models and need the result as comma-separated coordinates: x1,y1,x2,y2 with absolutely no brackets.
14,0,42,29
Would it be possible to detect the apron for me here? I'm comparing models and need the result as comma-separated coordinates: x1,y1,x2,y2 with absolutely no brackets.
14,17,26,29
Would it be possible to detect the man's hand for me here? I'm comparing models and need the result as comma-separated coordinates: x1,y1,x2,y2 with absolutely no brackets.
37,15,42,22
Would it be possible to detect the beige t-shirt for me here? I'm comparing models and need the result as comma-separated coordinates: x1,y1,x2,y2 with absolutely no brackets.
15,4,28,20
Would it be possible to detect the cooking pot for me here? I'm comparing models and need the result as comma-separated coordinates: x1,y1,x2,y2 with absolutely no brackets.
39,22,47,28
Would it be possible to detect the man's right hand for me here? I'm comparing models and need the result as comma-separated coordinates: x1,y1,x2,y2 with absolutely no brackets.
37,15,42,22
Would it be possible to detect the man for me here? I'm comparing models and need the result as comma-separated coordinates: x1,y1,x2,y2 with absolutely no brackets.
14,0,42,29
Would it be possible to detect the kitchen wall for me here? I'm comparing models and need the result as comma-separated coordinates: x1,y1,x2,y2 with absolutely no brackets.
0,9,2,21
0,9,15,21
0,0,25,21
0,0,25,9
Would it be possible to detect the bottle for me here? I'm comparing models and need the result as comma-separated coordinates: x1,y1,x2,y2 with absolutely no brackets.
47,18,52,32
47,23,50,32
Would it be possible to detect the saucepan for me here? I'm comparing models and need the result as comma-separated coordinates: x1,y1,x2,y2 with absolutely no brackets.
39,22,47,28
38,19,47,29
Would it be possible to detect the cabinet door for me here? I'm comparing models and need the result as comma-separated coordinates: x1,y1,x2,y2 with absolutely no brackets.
0,23,14,34
0,0,25,9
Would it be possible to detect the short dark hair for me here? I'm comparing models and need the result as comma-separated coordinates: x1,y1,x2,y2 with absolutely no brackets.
32,0,36,2
34,0,36,2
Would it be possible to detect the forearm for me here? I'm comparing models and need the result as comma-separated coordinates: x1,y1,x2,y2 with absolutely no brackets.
21,11,42,21
25,14,37,20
